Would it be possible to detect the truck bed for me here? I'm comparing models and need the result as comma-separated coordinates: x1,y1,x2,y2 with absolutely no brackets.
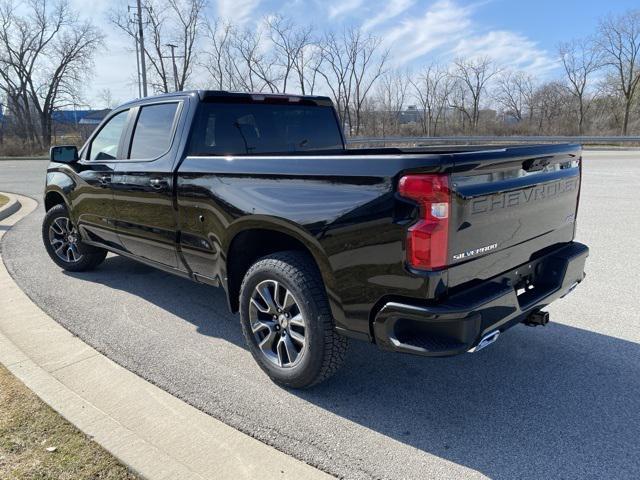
176,143,582,339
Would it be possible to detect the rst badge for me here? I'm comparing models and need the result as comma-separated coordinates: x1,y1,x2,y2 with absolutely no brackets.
452,243,498,261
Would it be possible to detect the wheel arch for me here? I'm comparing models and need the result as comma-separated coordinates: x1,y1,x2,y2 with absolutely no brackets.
44,170,76,212
44,189,69,212
223,219,344,326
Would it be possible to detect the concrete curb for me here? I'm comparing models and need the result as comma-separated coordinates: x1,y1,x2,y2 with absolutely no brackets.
0,192,21,221
0,195,332,480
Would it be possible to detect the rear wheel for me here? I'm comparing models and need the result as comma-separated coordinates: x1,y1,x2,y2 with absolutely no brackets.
239,251,348,388
42,204,107,272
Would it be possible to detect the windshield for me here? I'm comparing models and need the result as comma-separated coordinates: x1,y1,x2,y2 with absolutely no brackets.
188,102,344,155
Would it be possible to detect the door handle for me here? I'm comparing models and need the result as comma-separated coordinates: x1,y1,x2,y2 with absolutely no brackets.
149,178,168,190
98,174,111,185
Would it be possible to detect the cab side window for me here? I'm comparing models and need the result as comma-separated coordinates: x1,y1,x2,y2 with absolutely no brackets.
88,110,129,161
129,103,179,159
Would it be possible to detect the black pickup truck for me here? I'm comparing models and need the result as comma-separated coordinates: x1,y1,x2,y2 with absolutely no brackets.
43,91,588,388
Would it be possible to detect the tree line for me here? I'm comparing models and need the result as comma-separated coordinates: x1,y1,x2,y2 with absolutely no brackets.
1,0,639,153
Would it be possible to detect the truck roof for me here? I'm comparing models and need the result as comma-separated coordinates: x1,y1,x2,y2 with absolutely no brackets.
119,90,334,108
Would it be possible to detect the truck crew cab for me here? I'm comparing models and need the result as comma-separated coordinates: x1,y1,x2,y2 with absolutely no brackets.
43,91,589,388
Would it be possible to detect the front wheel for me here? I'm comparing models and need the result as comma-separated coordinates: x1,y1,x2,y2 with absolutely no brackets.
239,251,348,388
42,204,107,272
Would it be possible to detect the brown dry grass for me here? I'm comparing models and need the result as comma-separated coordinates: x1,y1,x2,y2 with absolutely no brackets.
0,364,140,480
0,194,8,208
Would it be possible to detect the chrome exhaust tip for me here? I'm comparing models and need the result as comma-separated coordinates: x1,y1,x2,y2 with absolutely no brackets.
468,330,500,353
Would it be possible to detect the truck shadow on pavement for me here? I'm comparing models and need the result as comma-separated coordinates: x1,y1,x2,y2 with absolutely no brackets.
62,255,640,480
310,328,640,479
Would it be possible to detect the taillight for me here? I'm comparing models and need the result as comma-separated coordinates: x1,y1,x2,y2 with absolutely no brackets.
398,174,450,270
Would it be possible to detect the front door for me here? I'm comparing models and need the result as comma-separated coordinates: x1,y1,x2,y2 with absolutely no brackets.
72,108,132,249
112,100,183,268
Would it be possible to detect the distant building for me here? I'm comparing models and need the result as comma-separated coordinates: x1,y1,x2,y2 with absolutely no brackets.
79,109,110,126
52,109,110,141
52,109,110,126
399,105,420,125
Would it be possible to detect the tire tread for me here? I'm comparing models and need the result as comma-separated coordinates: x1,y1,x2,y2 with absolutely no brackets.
42,204,107,272
240,250,348,388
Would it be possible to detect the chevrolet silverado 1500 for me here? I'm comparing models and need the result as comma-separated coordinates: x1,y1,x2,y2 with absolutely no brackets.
43,91,589,387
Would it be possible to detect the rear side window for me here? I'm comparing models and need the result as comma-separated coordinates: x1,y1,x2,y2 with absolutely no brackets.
129,103,179,159
188,102,343,155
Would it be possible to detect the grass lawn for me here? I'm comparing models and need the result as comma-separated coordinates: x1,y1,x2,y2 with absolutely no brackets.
0,364,139,480
0,194,8,208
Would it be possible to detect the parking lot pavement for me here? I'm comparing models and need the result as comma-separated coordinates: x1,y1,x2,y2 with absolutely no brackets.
1,151,639,479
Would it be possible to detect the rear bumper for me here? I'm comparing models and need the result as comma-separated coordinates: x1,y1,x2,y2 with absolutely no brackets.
372,242,589,356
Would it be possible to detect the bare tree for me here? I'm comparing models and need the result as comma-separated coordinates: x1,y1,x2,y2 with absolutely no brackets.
98,89,119,109
267,15,313,93
318,31,353,130
453,57,498,132
449,80,473,133
495,71,535,125
169,0,206,90
597,9,640,135
318,27,387,135
376,70,409,136
111,0,205,93
0,0,103,148
347,28,388,136
410,63,453,136
558,38,602,134
594,73,628,133
234,27,280,92
531,81,570,134
202,19,235,90
293,43,323,95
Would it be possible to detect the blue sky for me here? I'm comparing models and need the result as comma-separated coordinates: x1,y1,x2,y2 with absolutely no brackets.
78,0,638,106
473,0,638,45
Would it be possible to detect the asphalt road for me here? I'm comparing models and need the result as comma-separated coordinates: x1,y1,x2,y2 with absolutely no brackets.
1,151,639,479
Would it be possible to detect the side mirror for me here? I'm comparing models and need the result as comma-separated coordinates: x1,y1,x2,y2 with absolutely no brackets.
50,145,79,164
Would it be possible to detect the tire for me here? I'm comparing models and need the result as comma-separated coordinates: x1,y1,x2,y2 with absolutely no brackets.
42,204,107,272
239,251,348,388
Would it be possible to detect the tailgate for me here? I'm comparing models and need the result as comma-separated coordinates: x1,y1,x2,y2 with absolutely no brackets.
448,145,581,284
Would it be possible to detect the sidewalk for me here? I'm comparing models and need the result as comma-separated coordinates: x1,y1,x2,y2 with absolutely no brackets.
0,193,332,480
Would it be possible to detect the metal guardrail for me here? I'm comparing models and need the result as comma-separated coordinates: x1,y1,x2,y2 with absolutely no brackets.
346,135,640,146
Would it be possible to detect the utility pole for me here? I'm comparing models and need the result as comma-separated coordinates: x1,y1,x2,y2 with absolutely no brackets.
128,5,143,98
166,44,179,92
129,5,142,98
0,102,4,145
134,38,142,98
136,0,148,97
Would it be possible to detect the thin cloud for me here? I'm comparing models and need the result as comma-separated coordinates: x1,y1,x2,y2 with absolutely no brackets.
328,0,364,20
453,30,557,75
382,0,474,65
362,0,415,31
217,0,261,25
380,0,556,75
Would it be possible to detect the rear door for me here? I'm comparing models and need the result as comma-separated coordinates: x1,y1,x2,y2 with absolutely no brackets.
448,145,581,285
112,100,184,268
